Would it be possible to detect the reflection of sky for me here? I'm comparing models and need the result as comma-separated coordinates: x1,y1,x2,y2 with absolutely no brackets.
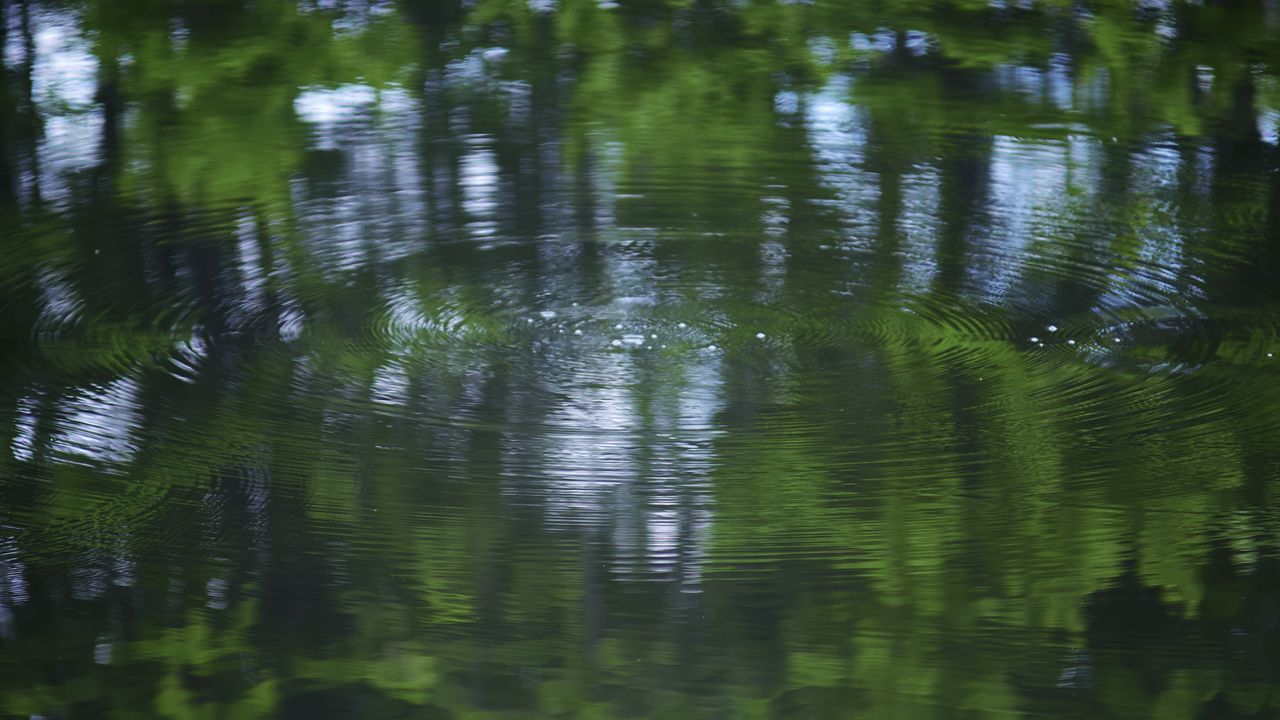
38,265,83,329
3,5,25,67
294,84,378,143
806,75,879,245
994,57,1075,111
897,167,942,294
759,192,791,302
9,396,40,463
460,138,499,236
231,212,269,327
22,7,103,205
534,349,722,588
32,13,96,107
371,361,411,406
1259,108,1279,147
49,378,143,469
980,135,1067,302
1117,139,1194,302
324,0,398,34
293,84,425,275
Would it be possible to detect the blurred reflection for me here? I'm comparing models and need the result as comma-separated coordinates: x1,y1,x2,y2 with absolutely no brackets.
1,0,1280,717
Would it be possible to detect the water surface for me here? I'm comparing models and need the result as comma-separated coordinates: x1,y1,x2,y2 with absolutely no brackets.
2,0,1280,717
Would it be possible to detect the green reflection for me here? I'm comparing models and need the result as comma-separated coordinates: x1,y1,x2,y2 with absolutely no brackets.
1,0,1280,717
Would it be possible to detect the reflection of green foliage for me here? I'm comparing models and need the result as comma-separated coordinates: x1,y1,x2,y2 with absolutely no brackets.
2,0,1280,718
105,0,419,209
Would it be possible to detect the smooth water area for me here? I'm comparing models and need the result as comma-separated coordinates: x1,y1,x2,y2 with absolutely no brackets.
2,0,1280,717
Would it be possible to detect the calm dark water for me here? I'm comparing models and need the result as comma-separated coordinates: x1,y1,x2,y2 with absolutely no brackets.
2,0,1280,717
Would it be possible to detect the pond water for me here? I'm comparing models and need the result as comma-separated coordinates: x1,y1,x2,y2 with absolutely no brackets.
2,0,1280,717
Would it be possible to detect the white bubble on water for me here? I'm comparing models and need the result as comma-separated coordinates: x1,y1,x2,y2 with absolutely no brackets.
1047,324,1058,332
610,339,623,347
1067,339,1076,346
573,329,583,336
755,332,766,340
677,322,688,329
1029,337,1039,343
540,310,557,319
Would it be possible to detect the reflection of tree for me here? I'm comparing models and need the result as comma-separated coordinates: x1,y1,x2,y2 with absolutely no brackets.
0,0,41,208
1,0,1280,717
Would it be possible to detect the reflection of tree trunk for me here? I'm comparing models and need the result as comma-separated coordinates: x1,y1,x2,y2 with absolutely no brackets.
865,120,906,294
253,211,282,339
1265,151,1280,297
933,131,991,296
400,0,464,38
422,71,463,234
1097,135,1133,303
572,143,596,233
0,2,40,366
95,53,123,178
0,0,10,205
581,537,603,667
1218,74,1261,163
180,211,232,341
17,0,42,207
1054,137,1128,317
1210,74,1275,305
